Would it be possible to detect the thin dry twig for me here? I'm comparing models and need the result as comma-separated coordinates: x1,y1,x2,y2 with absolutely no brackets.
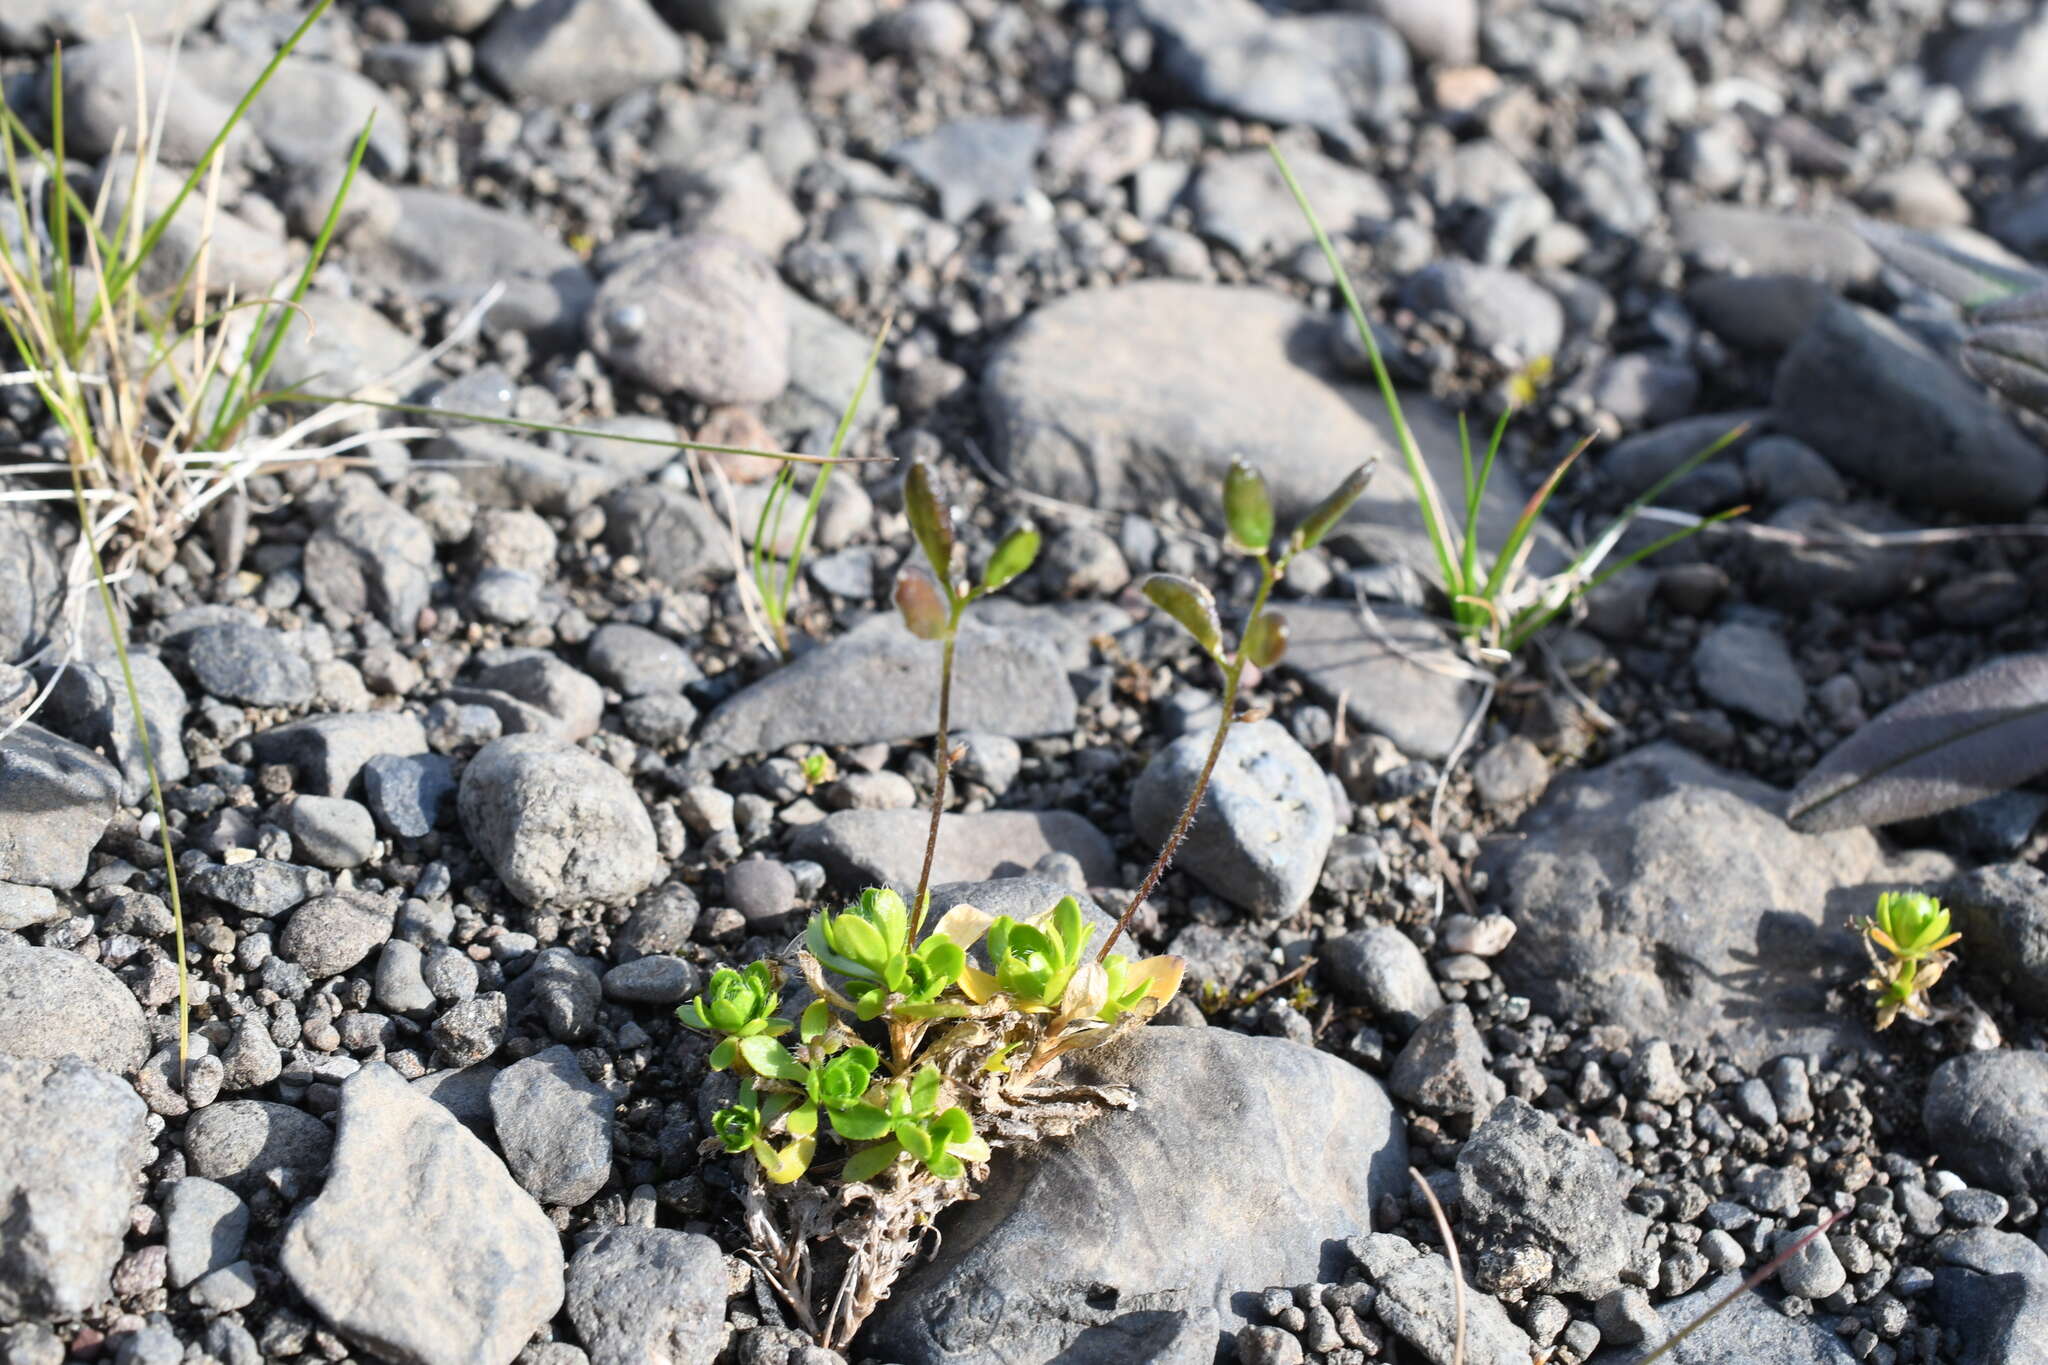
1409,1167,1467,1365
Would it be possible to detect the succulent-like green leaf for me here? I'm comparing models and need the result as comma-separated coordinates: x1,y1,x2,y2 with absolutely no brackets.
736,1035,808,1082
1788,651,2048,832
1223,457,1273,553
983,524,1042,590
904,461,956,587
828,1102,892,1142
909,1064,943,1117
1142,575,1222,657
799,999,830,1043
1289,460,1377,551
894,567,951,640
1240,611,1289,668
842,1140,901,1182
707,1037,737,1071
786,1099,818,1137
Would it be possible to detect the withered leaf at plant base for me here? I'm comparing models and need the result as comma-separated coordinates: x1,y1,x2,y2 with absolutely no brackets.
903,461,956,589
1787,651,2048,832
1141,574,1222,658
894,567,949,640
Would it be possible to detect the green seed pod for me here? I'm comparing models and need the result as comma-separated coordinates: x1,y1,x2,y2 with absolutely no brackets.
1141,574,1222,658
894,568,950,640
1290,459,1377,551
982,524,1041,591
1240,611,1289,668
904,461,956,588
1223,457,1273,553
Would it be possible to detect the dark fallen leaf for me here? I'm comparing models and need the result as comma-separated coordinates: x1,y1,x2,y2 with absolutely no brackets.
1788,651,2048,832
1852,219,2046,311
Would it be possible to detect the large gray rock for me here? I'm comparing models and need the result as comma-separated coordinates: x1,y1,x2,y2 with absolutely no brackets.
1931,1228,2048,1365
1923,1051,2048,1199
892,117,1045,224
1774,301,2048,517
867,1028,1407,1363
302,477,439,641
458,735,661,908
180,50,409,176
1941,863,2048,1014
564,1228,725,1365
1189,147,1392,260
0,722,121,889
279,893,396,978
164,1178,250,1290
791,809,1116,898
694,613,1076,766
488,1045,613,1207
1350,1232,1535,1365
1322,923,1442,1032
353,187,595,337
1403,260,1564,364
1127,0,1413,141
1590,1272,1854,1364
281,1063,565,1365
0,939,150,1074
478,0,686,106
1280,602,1480,762
1671,206,1879,289
587,234,788,403
1941,8,2048,143
250,711,431,798
1692,622,1806,728
0,1056,150,1320
982,282,1540,591
1456,1098,1648,1298
1131,718,1333,918
184,622,315,708
1480,743,1949,1062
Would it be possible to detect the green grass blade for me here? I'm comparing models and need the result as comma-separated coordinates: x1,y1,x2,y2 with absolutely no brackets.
1559,420,1749,590
1507,504,1746,651
204,112,374,449
48,46,76,353
94,0,336,325
1268,144,1459,593
1480,433,1592,602
773,312,893,629
752,464,795,648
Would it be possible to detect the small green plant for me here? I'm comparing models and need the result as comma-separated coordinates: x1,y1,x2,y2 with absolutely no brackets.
1858,891,1961,1030
798,751,836,791
1268,143,1745,662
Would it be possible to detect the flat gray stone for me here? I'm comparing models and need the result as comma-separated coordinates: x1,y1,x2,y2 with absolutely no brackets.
1923,1051,2048,1200
488,1045,613,1207
301,478,440,641
693,612,1077,765
353,187,595,338
478,0,686,106
0,939,150,1074
1281,602,1480,762
164,1178,249,1290
1457,1097,1647,1298
587,233,788,404
184,1100,334,1195
602,484,730,593
891,117,1044,223
37,653,190,806
281,1063,564,1365
279,893,396,978
1692,622,1807,728
982,282,1542,591
1590,1271,1855,1364
790,809,1116,898
250,711,431,799
0,1055,150,1320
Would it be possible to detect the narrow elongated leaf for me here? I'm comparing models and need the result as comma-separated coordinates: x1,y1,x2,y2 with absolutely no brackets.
1142,575,1222,657
1852,219,2047,310
904,461,956,588
1290,459,1378,552
1787,652,2048,832
982,525,1041,591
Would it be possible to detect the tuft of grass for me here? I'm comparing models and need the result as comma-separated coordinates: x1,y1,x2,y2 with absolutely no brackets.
749,312,893,658
1267,143,1745,664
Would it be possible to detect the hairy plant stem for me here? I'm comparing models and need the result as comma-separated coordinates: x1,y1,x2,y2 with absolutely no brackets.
909,603,965,942
69,463,187,1079
1100,560,1281,959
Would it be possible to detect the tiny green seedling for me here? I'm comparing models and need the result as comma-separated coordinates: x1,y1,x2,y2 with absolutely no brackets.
799,752,836,791
1858,891,1961,1030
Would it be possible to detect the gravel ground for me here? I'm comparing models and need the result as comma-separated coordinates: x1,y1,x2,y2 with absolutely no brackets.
5,1,2048,1363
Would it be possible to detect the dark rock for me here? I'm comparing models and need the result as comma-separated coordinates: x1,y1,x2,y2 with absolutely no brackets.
867,1028,1407,1361
1774,301,2048,517
279,893,395,978
470,655,604,742
600,955,699,1005
1457,1097,1646,1298
602,484,730,593
892,117,1044,223
1281,603,1481,762
1403,260,1563,363
1672,206,1878,288
37,654,190,805
1931,1228,2048,1365
477,0,685,105
1692,623,1806,728
301,478,439,640
1350,1232,1535,1365
281,1064,564,1365
188,858,318,917
284,796,379,869
184,1100,334,1195
1388,1003,1502,1118
250,712,431,798
726,858,798,923
588,234,787,403
1323,924,1443,1032
354,187,595,337
584,624,700,698
362,753,458,838
1589,1272,1854,1363
1942,863,2048,1014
